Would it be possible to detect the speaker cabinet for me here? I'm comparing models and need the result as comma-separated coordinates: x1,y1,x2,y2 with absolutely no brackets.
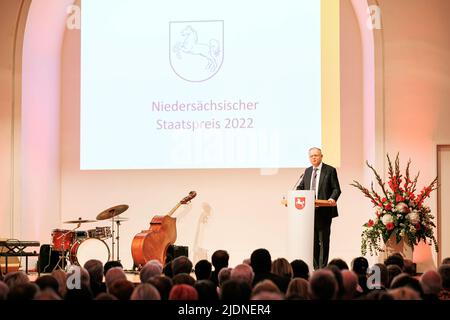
166,245,189,261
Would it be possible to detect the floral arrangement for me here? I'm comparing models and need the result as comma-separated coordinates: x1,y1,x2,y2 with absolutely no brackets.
351,154,439,256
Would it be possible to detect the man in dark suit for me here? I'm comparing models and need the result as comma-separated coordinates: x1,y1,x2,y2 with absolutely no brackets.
297,147,341,270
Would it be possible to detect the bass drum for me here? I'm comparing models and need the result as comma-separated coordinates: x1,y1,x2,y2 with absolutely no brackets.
69,238,110,267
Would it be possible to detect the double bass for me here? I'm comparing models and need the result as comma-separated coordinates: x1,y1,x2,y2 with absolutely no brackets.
131,191,196,268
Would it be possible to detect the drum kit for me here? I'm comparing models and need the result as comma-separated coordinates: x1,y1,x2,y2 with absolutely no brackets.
51,205,129,270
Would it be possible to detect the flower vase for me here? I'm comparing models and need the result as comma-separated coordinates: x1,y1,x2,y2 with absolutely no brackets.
382,234,414,261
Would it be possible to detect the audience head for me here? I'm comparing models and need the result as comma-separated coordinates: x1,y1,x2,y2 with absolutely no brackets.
325,265,344,299
403,259,416,276
172,256,193,276
7,283,39,300
94,292,117,300
251,279,281,298
0,281,10,300
64,285,93,301
420,270,442,295
309,269,338,300
51,269,67,298
140,261,163,283
194,280,219,301
341,270,358,299
271,258,293,278
328,258,349,271
148,259,163,270
172,273,196,286
364,290,394,300
390,274,423,296
438,264,450,290
251,291,284,300
4,271,30,289
162,261,173,278
84,259,104,284
34,289,62,300
290,259,310,280
211,250,229,270
148,275,173,300
442,257,450,265
130,283,161,300
230,263,254,286
250,248,272,273
218,267,232,287
79,267,91,288
194,259,212,280
35,275,59,294
387,264,403,288
384,253,405,270
286,278,309,300
105,267,127,292
103,260,123,276
389,286,421,300
169,284,198,300
220,279,252,301
351,257,369,275
108,279,134,300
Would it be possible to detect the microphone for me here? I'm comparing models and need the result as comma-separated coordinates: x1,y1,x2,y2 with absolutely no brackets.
292,172,305,190
282,172,305,207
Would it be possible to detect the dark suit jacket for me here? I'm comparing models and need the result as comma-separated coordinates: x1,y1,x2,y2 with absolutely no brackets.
296,163,341,221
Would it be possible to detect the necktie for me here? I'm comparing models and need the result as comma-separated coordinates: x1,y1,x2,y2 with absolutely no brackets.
311,168,318,194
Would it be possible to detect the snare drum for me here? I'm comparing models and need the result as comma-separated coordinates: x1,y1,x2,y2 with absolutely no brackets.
51,229,74,251
69,238,110,266
87,226,112,240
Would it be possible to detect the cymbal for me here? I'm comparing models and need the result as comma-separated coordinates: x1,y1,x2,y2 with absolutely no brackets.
96,204,129,221
64,218,97,224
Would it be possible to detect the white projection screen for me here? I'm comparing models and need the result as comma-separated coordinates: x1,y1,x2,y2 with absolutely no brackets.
80,0,340,169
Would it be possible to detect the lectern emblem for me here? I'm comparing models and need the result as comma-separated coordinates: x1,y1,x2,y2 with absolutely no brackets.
295,197,306,210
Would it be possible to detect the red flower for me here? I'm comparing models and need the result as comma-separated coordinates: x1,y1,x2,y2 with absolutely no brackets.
396,194,404,203
381,198,387,203
367,219,374,227
386,222,394,231
384,203,393,211
415,223,421,230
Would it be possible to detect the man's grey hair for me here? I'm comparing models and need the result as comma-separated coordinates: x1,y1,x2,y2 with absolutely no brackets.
230,264,254,286
309,147,322,154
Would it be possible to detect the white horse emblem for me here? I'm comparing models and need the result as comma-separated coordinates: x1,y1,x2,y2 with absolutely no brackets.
170,21,224,82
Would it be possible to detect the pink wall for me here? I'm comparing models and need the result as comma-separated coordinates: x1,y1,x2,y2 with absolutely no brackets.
20,0,74,243
0,1,27,238
352,0,376,170
380,0,450,270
